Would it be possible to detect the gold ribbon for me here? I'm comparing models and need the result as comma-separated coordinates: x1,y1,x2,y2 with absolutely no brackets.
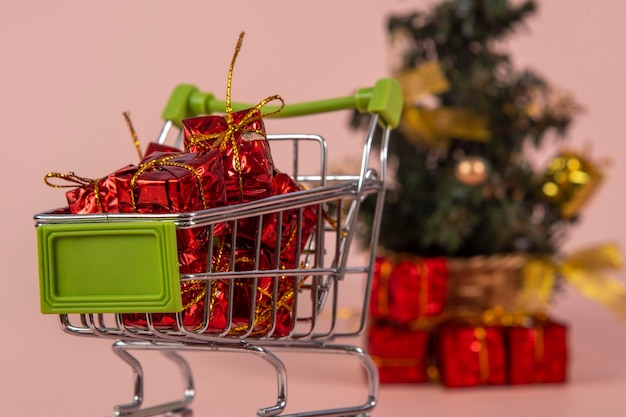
474,326,490,384
44,172,104,212
520,243,626,319
377,258,393,316
186,32,285,202
395,60,490,148
123,111,143,161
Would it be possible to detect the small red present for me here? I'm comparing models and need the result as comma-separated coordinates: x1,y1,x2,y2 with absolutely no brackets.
367,323,430,383
46,165,134,214
370,256,448,324
182,108,275,205
116,150,227,214
508,321,568,384
436,323,507,387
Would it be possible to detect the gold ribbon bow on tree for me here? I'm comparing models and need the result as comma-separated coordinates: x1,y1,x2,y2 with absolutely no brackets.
517,243,626,319
395,60,490,148
186,31,285,202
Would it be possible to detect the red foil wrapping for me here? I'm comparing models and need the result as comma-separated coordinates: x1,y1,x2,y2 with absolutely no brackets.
143,142,181,158
182,109,274,204
368,323,430,383
508,321,568,384
437,323,507,387
370,256,448,324
65,165,134,214
116,150,227,214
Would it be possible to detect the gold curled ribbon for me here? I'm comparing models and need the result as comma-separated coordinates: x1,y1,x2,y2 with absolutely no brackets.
123,111,143,161
129,153,208,212
186,32,285,202
519,243,626,319
44,172,103,212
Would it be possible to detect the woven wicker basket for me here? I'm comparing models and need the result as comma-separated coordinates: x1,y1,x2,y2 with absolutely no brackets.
445,253,527,317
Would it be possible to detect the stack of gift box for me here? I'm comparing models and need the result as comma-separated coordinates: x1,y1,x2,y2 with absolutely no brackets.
47,106,317,338
366,256,568,387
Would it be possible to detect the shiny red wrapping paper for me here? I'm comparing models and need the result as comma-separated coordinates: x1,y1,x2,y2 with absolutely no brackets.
143,142,181,158
370,256,448,324
508,322,568,384
65,165,134,214
437,323,507,387
182,109,274,204
116,150,227,214
368,323,430,383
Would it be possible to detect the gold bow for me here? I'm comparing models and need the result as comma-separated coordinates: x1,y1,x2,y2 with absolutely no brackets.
519,243,626,318
44,172,104,212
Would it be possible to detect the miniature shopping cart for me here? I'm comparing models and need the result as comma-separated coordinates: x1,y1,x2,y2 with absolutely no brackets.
35,78,402,417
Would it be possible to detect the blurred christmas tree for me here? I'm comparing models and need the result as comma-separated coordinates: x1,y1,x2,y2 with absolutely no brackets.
353,0,586,258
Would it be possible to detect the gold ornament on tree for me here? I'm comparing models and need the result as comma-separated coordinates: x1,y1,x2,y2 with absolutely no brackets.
540,150,603,218
455,156,489,186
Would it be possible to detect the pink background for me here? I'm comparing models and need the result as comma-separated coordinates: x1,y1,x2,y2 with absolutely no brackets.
1,1,625,416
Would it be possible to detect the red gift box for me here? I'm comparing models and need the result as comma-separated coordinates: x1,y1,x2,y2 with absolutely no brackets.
182,109,274,205
368,323,430,383
59,165,134,214
508,321,568,384
116,150,227,214
436,323,507,387
370,256,448,324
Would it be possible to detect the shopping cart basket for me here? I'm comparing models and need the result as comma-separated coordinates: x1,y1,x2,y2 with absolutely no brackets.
35,78,402,417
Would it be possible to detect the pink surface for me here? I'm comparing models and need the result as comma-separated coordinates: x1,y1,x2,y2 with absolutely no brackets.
1,1,625,416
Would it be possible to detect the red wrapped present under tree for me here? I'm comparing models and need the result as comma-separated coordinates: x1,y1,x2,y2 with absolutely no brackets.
508,320,568,384
368,323,431,384
436,322,507,387
369,256,448,324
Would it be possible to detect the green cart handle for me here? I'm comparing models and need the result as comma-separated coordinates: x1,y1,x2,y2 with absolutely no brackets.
161,78,403,129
